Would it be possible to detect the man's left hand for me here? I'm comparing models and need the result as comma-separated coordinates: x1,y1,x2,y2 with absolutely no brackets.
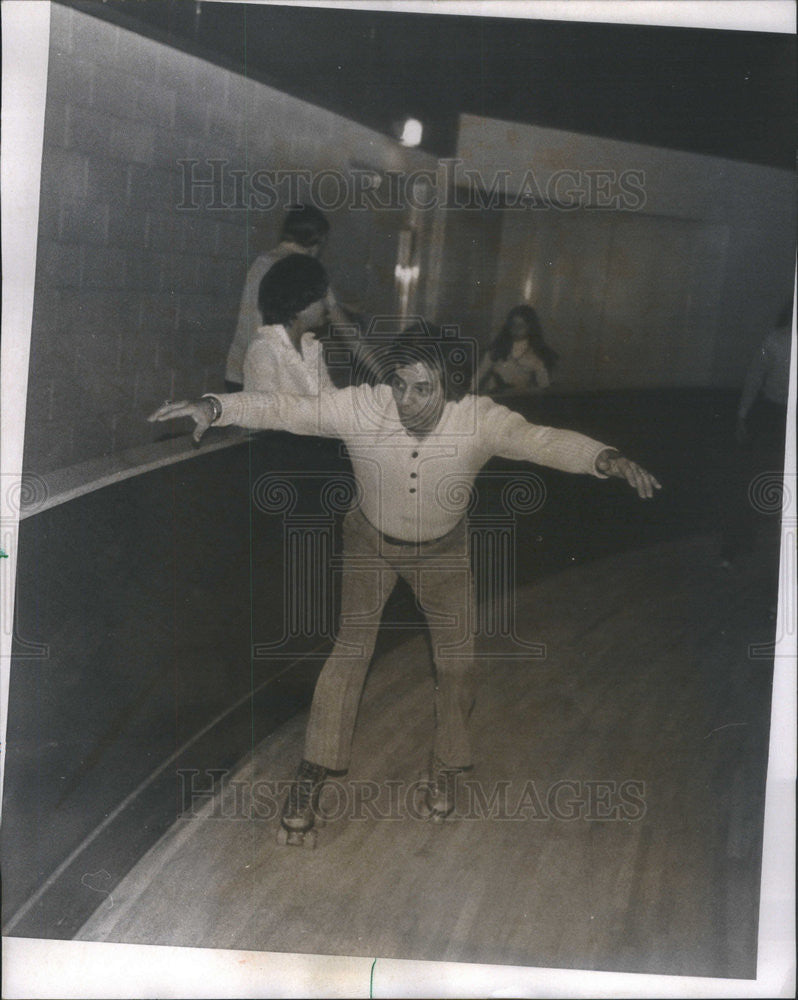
596,449,662,499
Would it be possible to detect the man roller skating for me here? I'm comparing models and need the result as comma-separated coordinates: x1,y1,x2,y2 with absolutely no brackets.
150,326,660,848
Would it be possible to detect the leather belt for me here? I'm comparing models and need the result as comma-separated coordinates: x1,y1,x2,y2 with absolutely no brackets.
376,520,464,548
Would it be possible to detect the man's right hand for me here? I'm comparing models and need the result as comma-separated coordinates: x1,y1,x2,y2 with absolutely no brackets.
148,399,215,444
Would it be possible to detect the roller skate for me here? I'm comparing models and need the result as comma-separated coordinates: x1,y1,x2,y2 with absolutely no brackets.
276,759,328,848
421,754,464,823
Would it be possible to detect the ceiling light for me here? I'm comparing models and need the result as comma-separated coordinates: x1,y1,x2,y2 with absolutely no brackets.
399,118,423,148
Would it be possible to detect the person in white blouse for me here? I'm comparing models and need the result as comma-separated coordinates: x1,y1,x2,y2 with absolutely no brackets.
243,253,335,395
150,329,660,845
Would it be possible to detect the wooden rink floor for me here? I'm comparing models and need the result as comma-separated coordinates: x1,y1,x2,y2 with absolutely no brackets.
76,530,777,979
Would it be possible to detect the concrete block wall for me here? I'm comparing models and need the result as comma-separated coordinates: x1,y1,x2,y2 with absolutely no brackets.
26,3,436,476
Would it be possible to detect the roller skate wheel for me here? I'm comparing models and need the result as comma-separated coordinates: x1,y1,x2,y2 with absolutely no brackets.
277,824,318,848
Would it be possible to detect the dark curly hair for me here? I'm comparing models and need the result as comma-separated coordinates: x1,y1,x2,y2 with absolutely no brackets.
490,305,559,372
257,254,329,326
375,319,473,402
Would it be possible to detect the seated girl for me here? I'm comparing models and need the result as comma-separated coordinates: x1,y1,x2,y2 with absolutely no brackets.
473,305,559,395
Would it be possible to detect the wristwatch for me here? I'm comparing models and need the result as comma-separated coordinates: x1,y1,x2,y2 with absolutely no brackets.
201,394,223,424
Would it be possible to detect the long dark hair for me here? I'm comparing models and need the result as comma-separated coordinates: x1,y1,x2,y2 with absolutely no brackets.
490,305,559,371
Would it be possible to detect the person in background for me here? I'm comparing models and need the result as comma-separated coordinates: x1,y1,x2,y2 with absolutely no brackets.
720,298,793,568
473,305,559,395
225,204,348,391
736,301,792,449
243,254,334,395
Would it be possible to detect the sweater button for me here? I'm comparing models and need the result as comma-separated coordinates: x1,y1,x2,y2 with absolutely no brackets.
410,472,417,479
411,451,419,458
409,487,417,494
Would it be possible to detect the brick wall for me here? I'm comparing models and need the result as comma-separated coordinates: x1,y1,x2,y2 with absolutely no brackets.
26,3,436,475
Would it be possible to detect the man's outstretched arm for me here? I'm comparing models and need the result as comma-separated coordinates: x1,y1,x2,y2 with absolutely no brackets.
478,398,661,500
148,386,369,444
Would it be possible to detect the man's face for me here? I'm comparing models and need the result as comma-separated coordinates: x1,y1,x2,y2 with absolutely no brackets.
391,362,444,435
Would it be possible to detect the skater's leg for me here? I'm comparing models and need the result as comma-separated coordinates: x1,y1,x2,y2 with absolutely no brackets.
403,523,476,771
415,552,475,819
303,509,398,771
406,542,475,819
422,572,475,769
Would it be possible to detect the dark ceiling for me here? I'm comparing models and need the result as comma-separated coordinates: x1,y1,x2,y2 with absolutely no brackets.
66,0,796,169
